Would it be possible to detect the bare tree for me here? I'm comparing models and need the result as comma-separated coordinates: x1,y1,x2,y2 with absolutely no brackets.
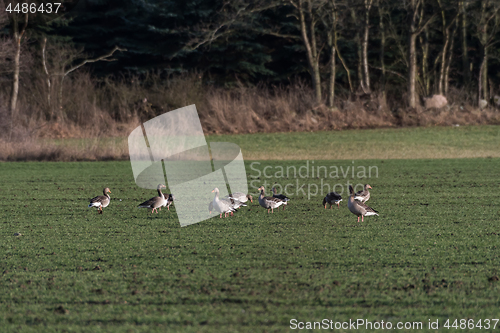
474,0,500,105
289,0,326,103
321,0,341,107
7,9,28,138
418,5,430,96
41,39,126,120
377,0,387,103
459,0,470,86
177,0,350,105
436,0,458,96
362,0,374,93
406,0,435,108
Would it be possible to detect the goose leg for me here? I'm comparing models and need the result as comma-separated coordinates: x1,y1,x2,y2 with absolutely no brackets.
362,215,364,222
357,216,360,223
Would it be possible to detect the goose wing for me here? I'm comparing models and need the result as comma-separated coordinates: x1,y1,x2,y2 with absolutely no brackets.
263,196,284,209
139,196,164,209
227,192,246,202
89,195,109,208
357,201,378,216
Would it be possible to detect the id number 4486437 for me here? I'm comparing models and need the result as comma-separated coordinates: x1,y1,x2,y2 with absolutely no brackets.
444,319,499,330
6,2,62,14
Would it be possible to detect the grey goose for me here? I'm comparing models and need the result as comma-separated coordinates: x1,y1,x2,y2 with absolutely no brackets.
88,187,111,214
258,186,285,213
138,184,167,214
354,184,372,203
347,185,378,222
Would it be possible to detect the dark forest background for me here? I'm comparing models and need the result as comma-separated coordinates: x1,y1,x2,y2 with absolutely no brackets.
1,0,500,142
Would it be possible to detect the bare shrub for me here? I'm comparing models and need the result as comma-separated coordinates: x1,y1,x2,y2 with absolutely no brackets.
203,82,314,134
201,82,397,134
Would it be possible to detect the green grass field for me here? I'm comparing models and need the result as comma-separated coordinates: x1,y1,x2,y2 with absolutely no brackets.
43,125,500,161
1,127,500,332
207,125,500,160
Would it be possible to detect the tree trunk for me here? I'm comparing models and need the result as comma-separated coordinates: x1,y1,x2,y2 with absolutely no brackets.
460,1,470,85
296,0,322,103
362,0,373,93
480,1,488,102
351,8,365,93
408,1,419,108
328,30,336,108
41,38,53,118
58,75,65,118
378,1,386,103
419,25,429,96
438,25,450,95
335,35,353,93
478,54,486,106
444,22,457,95
9,13,28,140
437,0,449,95
10,20,20,122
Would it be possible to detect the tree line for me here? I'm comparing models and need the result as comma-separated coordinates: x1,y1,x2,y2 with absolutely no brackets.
1,0,500,133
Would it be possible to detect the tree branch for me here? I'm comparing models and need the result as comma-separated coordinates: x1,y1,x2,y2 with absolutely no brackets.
414,13,437,35
63,46,127,76
369,65,406,81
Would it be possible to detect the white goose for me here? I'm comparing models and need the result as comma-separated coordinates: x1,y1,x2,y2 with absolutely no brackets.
88,187,111,214
212,187,236,218
227,192,253,203
138,184,167,214
258,186,284,213
226,197,247,210
208,196,246,214
347,185,378,222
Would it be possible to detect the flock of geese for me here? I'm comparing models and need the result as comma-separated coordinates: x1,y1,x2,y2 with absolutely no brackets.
87,183,379,222
87,184,174,214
